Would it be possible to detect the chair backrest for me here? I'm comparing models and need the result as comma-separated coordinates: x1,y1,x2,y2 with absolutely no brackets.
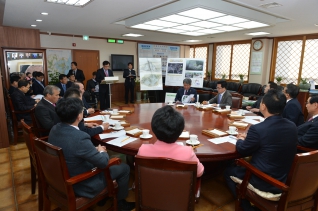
240,83,262,97
231,93,243,109
227,82,241,92
279,150,318,210
208,81,217,89
34,138,75,207
196,90,211,103
21,120,37,166
7,95,18,123
135,156,197,211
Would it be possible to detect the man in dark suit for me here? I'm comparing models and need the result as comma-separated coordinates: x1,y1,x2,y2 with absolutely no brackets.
11,80,39,124
123,62,136,104
86,71,99,103
49,98,134,210
203,80,232,107
72,82,95,117
8,75,21,95
298,95,318,149
67,61,85,83
96,61,114,110
55,74,72,97
282,83,304,126
31,72,45,95
175,78,197,103
224,89,298,211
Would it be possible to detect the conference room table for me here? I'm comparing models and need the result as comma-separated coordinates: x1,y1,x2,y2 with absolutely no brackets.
91,103,256,162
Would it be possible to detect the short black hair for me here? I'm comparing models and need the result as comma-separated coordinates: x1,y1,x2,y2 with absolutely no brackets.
183,78,192,85
64,88,81,99
59,74,67,80
309,95,318,104
32,71,38,77
55,98,83,124
268,81,278,89
261,89,286,115
151,106,184,143
18,79,30,88
26,72,31,77
103,61,110,66
285,83,299,98
71,61,77,66
92,71,97,76
128,62,133,66
35,72,44,77
10,75,20,84
217,80,227,88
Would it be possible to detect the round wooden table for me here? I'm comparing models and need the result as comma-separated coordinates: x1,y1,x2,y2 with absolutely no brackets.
92,103,253,162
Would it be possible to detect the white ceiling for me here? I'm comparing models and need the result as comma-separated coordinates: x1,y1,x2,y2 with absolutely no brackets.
2,0,318,45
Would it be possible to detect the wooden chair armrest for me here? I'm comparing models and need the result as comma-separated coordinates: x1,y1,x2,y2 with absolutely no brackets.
39,136,49,141
236,158,289,191
14,107,36,114
297,145,316,152
66,157,121,185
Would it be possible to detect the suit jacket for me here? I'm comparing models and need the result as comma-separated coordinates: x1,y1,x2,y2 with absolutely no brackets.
86,79,98,92
251,96,262,109
32,80,45,95
282,98,304,126
34,98,60,130
95,68,114,93
48,123,109,198
208,90,232,107
236,115,297,193
11,89,35,122
123,69,136,86
8,86,17,95
298,117,318,149
138,140,204,177
67,69,85,82
175,87,197,103
55,82,72,97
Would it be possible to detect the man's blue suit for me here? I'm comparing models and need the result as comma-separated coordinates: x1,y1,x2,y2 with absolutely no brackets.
49,123,130,199
298,117,318,149
175,87,197,103
282,98,304,126
225,115,297,198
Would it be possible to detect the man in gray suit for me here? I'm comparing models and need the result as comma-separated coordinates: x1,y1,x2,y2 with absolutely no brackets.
203,80,232,107
49,98,135,210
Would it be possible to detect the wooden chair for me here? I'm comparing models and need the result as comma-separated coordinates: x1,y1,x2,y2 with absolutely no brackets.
235,150,318,211
134,155,201,211
29,108,50,137
34,138,120,211
21,120,46,211
7,95,35,144
231,93,243,109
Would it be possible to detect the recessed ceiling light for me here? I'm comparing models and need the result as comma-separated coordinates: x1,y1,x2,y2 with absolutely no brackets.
213,25,243,31
178,8,225,20
190,21,221,28
160,15,199,24
183,40,202,42
31,25,37,27
41,12,48,15
144,20,179,28
315,24,318,27
36,19,42,22
122,33,144,37
210,15,249,25
245,32,270,36
131,24,163,30
234,21,268,29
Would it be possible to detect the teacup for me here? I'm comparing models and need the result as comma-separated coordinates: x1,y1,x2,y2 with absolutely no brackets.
238,109,245,116
168,101,173,104
142,129,150,137
189,134,198,143
229,126,238,134
113,108,118,114
114,122,121,129
102,115,110,122
226,105,231,110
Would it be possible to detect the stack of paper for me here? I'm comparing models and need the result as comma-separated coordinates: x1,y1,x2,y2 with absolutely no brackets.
179,131,190,138
106,136,137,147
84,115,103,121
209,129,227,136
232,122,249,127
208,136,237,145
111,115,124,119
119,110,131,114
99,130,126,139
126,128,141,135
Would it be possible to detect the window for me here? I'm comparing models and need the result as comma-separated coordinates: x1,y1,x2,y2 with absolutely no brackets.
212,41,251,81
270,35,318,84
189,45,208,76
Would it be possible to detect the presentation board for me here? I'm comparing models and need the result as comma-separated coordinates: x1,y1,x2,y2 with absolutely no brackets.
139,58,163,91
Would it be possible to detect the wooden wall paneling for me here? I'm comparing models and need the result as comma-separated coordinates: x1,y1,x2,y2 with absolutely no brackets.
297,92,309,121
0,52,9,148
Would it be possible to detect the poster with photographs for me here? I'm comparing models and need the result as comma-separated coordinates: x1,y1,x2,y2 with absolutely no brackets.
165,58,204,88
138,44,180,76
139,58,163,90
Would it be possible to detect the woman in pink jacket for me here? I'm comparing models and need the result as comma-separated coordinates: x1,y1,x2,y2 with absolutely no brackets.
137,105,204,177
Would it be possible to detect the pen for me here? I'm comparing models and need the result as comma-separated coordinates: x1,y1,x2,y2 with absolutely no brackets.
121,136,130,143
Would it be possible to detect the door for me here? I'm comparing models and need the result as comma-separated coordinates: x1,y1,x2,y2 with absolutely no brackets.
72,50,99,88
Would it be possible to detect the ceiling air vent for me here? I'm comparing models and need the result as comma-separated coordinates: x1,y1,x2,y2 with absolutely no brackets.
260,2,282,9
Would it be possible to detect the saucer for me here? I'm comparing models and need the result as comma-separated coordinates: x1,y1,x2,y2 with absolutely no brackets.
112,113,119,115
139,134,153,139
226,130,238,135
112,126,124,130
186,140,200,145
167,103,175,106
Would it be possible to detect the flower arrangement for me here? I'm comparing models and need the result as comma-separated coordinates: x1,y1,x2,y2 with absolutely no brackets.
48,70,61,85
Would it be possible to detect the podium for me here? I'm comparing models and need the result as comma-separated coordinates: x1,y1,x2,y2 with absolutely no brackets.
101,76,118,108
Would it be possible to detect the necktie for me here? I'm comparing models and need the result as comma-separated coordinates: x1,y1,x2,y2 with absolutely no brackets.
218,94,222,104
62,84,66,92
52,103,56,107
308,117,313,122
105,70,108,77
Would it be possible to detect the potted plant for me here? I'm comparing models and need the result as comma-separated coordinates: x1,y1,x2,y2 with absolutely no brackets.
275,76,283,85
239,74,244,84
221,74,227,81
48,70,61,85
206,71,211,81
299,78,311,91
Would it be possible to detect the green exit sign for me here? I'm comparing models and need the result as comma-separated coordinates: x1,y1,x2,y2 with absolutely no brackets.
117,40,124,44
107,39,116,43
83,35,89,40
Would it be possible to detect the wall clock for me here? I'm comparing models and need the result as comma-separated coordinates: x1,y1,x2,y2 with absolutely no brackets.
253,40,263,51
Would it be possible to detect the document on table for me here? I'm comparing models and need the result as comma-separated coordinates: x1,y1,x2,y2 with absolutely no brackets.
241,119,261,125
209,129,227,136
84,115,103,121
106,136,137,147
208,136,237,145
111,115,124,119
183,103,196,106
32,94,44,100
99,130,126,139
181,94,194,103
179,131,190,138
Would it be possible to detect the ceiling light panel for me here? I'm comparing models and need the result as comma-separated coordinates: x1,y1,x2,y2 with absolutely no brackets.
174,25,203,31
190,21,222,28
122,33,144,37
210,15,249,25
158,28,186,33
197,29,223,34
65,0,78,4
246,32,270,36
178,8,225,20
160,15,199,24
234,21,269,29
131,24,163,30
180,31,207,36
213,25,243,31
45,0,92,6
144,20,180,27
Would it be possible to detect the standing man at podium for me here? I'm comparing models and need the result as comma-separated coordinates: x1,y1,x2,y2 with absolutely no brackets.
96,61,114,110
123,62,136,104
